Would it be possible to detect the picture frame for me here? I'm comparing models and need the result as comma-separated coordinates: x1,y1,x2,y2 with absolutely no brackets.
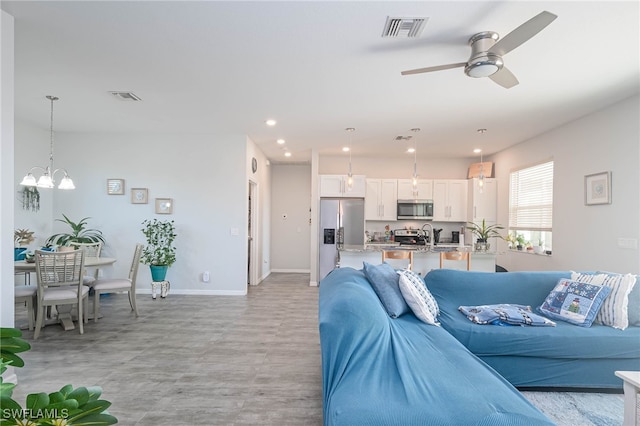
107,178,125,195
584,171,611,205
131,188,148,204
155,198,173,214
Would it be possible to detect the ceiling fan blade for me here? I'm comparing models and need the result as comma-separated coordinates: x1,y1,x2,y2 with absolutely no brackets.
401,62,466,76
489,11,557,57
489,67,519,88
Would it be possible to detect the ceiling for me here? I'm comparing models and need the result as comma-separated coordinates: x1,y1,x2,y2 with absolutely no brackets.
2,1,639,163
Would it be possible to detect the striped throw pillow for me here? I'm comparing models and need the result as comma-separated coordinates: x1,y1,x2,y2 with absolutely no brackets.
572,271,637,330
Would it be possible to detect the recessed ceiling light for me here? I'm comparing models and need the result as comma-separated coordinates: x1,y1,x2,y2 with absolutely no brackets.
342,147,350,152
276,139,285,145
266,119,277,126
407,148,415,153
473,148,482,154
284,152,292,157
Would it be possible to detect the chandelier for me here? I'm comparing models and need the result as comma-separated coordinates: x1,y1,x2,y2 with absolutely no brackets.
20,95,75,190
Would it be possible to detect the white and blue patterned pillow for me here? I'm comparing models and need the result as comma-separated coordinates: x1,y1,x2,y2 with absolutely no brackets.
572,271,637,330
397,269,440,326
537,278,611,327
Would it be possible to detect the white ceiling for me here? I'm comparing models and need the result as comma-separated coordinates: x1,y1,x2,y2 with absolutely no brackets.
2,1,639,163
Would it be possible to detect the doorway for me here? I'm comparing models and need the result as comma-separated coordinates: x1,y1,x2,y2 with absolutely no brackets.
248,180,259,286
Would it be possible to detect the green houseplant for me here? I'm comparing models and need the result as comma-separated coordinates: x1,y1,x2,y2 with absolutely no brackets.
45,215,105,248
466,219,504,252
0,327,117,425
141,219,176,282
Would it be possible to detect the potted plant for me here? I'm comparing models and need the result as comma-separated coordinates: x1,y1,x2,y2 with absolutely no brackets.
0,327,117,425
140,219,177,282
45,214,105,249
466,219,503,252
515,234,526,251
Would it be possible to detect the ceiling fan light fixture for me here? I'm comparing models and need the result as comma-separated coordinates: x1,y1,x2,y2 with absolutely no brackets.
465,55,503,78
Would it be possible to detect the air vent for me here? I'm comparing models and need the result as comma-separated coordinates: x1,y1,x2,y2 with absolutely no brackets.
382,17,428,38
394,135,413,141
109,91,142,101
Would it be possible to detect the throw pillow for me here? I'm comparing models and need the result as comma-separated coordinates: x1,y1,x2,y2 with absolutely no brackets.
397,269,439,326
627,278,640,326
459,304,556,327
572,271,637,330
362,262,410,318
537,278,612,327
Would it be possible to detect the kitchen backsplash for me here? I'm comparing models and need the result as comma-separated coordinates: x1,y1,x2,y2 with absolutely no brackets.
366,220,467,243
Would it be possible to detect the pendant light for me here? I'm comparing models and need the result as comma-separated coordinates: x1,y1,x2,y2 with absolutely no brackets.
20,95,75,190
345,128,355,191
410,128,420,196
476,128,487,194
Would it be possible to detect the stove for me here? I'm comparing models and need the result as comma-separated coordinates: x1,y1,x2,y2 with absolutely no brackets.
393,229,427,246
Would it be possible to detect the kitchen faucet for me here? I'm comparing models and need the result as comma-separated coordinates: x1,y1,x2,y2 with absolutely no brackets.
421,223,434,251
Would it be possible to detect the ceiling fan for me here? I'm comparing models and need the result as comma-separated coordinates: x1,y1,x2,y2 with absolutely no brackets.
401,11,557,88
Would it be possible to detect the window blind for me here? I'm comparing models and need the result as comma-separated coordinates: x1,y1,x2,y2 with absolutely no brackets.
509,161,554,231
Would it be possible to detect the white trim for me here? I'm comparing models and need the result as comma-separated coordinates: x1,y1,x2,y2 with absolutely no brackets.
137,289,247,296
270,268,311,273
309,280,319,287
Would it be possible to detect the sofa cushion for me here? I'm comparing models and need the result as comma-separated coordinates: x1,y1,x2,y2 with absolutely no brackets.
397,269,439,326
628,278,640,326
362,262,409,318
537,278,611,327
572,271,637,330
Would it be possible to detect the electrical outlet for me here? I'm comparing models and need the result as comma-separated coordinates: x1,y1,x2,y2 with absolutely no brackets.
202,271,210,282
617,238,638,250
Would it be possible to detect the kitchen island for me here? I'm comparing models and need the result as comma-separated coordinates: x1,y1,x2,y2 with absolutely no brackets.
339,245,496,275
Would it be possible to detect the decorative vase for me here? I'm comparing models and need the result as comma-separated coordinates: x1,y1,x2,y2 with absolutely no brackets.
150,265,168,282
474,239,489,252
14,248,27,261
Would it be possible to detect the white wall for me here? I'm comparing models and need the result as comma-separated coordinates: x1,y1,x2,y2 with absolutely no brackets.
494,95,640,274
13,130,258,295
270,164,311,272
1,10,15,327
319,155,472,180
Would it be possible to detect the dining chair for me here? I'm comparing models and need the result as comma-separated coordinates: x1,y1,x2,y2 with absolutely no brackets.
15,285,37,330
439,251,471,270
34,249,88,339
72,241,102,286
382,250,413,271
92,244,143,322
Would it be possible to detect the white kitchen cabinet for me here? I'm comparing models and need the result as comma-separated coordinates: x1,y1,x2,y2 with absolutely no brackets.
433,179,468,222
397,179,433,200
365,179,397,221
468,178,497,223
320,174,366,198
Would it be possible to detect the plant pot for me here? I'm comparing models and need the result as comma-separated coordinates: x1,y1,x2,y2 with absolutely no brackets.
150,265,168,282
474,240,490,252
14,248,27,261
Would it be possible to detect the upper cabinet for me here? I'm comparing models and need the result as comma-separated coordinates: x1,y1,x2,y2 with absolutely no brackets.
319,174,366,198
365,179,397,221
397,179,433,200
433,179,468,222
468,178,497,223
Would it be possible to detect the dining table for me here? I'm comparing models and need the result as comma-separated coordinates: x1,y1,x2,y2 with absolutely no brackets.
14,257,117,331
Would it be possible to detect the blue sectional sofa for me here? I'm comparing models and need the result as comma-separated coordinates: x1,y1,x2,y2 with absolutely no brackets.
319,267,640,425
426,269,640,389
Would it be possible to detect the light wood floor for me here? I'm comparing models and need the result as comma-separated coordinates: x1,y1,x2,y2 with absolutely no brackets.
12,273,322,425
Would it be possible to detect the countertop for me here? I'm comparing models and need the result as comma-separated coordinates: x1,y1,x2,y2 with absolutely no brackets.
340,244,496,255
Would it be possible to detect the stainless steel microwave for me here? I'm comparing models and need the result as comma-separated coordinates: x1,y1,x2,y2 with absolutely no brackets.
397,199,434,220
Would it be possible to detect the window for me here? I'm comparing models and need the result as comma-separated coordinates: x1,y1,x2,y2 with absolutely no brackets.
509,160,553,251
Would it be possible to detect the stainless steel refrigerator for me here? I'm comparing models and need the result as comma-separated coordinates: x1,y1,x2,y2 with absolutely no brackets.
319,198,365,281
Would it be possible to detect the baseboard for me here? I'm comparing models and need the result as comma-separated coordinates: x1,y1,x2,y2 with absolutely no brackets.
136,289,247,296
270,268,311,273
309,281,318,287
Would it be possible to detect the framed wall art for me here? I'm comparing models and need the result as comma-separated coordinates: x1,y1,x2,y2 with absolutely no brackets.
107,179,125,195
155,198,173,214
131,188,148,204
584,171,611,205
